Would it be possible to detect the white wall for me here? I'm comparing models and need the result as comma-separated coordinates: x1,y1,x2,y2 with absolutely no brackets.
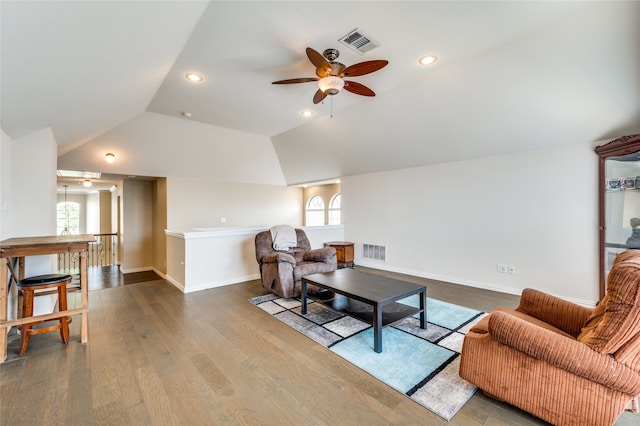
1,127,59,319
0,129,16,323
85,192,100,234
167,229,261,293
0,129,13,241
11,128,58,277
166,178,302,230
10,128,57,241
163,177,341,293
165,225,344,293
343,142,599,305
58,112,288,186
303,225,345,249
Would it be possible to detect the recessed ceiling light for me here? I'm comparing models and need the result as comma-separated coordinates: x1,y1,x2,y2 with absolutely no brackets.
185,72,203,82
418,55,438,66
301,110,314,118
82,179,92,188
182,111,192,118
105,153,116,163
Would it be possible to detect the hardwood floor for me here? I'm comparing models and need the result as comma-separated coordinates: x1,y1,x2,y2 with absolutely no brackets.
1,267,638,425
87,266,162,291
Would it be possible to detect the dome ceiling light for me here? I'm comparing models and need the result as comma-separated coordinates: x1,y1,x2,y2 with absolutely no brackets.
317,76,345,95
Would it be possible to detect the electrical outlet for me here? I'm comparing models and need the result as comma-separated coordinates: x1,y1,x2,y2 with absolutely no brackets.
508,265,516,274
220,216,227,224
497,264,508,273
224,258,231,267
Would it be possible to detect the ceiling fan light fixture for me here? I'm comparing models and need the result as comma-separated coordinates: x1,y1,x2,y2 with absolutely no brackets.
318,76,344,95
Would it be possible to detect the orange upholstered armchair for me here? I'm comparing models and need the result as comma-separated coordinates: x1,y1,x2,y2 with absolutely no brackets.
459,250,640,426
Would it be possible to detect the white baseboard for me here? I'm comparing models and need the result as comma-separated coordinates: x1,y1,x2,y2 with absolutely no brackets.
354,261,596,308
118,266,165,279
165,273,261,294
355,260,520,295
165,274,185,292
182,274,261,293
120,266,153,274
151,267,165,279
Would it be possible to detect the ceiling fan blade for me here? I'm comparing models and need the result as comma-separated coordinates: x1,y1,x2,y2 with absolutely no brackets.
344,81,376,97
313,89,328,104
306,47,331,77
272,77,318,84
342,60,389,77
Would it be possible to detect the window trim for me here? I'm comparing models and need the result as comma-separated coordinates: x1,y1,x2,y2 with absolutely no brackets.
328,193,341,225
305,195,325,226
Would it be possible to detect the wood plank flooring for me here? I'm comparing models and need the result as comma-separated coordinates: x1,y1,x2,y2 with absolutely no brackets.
1,267,638,425
86,266,162,291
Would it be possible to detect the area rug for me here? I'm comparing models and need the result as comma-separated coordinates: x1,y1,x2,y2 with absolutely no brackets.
249,292,486,421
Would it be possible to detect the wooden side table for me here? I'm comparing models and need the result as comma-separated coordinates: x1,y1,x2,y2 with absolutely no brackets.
324,241,354,268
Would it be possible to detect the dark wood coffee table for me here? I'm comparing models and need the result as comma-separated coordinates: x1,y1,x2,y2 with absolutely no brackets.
301,269,427,353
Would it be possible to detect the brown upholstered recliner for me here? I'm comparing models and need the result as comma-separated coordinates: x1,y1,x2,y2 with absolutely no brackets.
459,250,640,426
255,228,337,298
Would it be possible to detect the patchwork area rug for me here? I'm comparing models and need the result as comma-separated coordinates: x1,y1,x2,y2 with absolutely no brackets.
250,292,486,421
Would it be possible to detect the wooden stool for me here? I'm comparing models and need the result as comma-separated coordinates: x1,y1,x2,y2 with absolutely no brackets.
17,273,72,355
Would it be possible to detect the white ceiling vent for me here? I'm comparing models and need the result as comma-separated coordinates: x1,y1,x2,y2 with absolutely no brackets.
338,29,379,55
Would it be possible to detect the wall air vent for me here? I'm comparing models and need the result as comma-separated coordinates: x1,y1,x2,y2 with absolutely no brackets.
362,244,386,261
338,28,380,55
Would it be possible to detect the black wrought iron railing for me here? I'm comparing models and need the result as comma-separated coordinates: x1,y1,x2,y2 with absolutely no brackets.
58,233,118,274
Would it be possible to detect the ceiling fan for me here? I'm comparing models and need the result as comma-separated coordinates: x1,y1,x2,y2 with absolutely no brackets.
272,47,388,104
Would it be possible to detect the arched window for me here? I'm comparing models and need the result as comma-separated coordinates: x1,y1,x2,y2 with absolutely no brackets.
329,193,341,225
305,195,325,226
57,201,80,235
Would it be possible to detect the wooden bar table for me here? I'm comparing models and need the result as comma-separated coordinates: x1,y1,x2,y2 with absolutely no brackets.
0,234,95,362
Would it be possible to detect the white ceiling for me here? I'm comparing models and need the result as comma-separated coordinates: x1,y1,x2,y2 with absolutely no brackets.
1,1,639,187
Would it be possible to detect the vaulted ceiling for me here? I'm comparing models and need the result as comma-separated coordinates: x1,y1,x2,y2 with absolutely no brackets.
2,1,639,188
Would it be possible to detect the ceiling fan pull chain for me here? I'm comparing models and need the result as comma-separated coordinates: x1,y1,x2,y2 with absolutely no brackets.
331,96,334,118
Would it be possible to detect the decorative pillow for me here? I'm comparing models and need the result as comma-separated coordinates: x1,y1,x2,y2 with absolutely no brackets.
578,257,640,354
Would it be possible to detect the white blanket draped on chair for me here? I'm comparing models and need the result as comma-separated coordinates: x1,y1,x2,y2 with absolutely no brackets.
270,225,297,251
